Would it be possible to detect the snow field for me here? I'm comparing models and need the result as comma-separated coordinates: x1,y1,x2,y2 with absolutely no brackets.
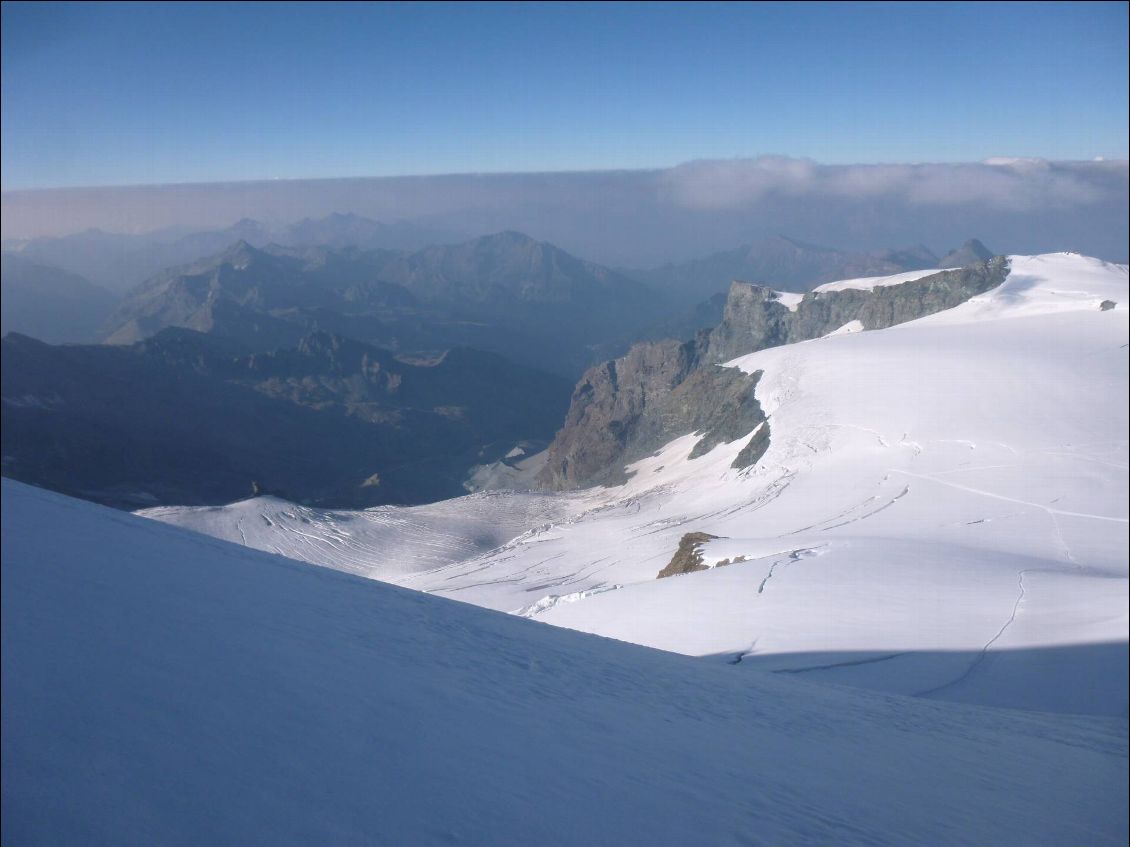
145,254,1130,716
3,479,1128,846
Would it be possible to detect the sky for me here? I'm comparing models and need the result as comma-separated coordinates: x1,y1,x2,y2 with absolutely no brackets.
1,1,1127,190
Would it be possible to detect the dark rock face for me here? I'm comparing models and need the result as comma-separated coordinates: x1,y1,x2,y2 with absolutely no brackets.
540,257,1010,490
696,283,792,365
732,421,770,470
1100,300,1117,311
538,343,769,490
536,340,701,489
703,256,1010,364
656,532,720,579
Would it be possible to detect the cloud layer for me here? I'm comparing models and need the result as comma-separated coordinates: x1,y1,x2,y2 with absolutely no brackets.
3,158,1127,265
661,157,1126,212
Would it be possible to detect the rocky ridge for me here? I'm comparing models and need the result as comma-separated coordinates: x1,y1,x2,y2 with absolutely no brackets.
539,257,1010,490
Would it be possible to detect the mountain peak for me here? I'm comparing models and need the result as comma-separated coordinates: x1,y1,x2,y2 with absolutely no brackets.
477,230,539,247
938,238,994,268
218,239,264,266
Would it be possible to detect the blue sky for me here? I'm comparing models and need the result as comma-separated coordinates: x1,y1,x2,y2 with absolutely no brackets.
1,1,1127,189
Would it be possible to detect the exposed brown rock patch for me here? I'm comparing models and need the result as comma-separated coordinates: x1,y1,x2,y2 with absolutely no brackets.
657,532,720,579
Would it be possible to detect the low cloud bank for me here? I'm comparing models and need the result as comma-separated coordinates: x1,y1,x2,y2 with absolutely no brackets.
662,157,1125,212
3,157,1126,265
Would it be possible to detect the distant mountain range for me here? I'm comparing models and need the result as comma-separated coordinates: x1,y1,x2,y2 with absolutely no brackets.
1,213,467,294
938,238,994,268
1,328,571,509
1,224,1006,514
629,235,996,340
1,254,118,343
100,232,665,377
628,234,942,307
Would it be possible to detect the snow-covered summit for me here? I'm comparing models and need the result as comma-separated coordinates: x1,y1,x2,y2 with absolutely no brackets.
919,253,1127,322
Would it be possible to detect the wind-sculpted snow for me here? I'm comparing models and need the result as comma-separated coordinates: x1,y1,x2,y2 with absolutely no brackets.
146,254,1130,717
3,480,1128,845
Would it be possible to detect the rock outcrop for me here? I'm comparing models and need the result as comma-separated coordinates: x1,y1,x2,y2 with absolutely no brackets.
656,532,720,579
540,257,1010,490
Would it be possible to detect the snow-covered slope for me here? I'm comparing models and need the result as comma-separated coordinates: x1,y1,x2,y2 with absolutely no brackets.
141,490,575,579
3,479,1128,845
145,254,1130,716
811,266,944,293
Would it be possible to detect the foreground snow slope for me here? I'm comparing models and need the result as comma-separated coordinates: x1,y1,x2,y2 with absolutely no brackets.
146,254,1130,715
3,479,1127,846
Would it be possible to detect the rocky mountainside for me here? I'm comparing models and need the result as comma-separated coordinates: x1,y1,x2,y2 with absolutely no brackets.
372,230,635,306
1,254,118,343
701,256,1009,363
539,257,1009,490
101,232,664,377
629,234,941,307
1,329,571,509
102,241,414,346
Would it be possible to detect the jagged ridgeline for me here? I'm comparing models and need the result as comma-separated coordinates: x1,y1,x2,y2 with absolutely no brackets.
98,233,666,378
539,257,1009,490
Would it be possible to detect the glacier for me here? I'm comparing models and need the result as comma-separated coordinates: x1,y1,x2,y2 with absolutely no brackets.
146,254,1129,717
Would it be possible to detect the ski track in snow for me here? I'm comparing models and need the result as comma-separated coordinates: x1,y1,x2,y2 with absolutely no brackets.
889,469,1128,524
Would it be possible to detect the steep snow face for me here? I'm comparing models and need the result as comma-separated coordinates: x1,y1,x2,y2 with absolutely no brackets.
3,479,1128,846
145,254,1129,716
